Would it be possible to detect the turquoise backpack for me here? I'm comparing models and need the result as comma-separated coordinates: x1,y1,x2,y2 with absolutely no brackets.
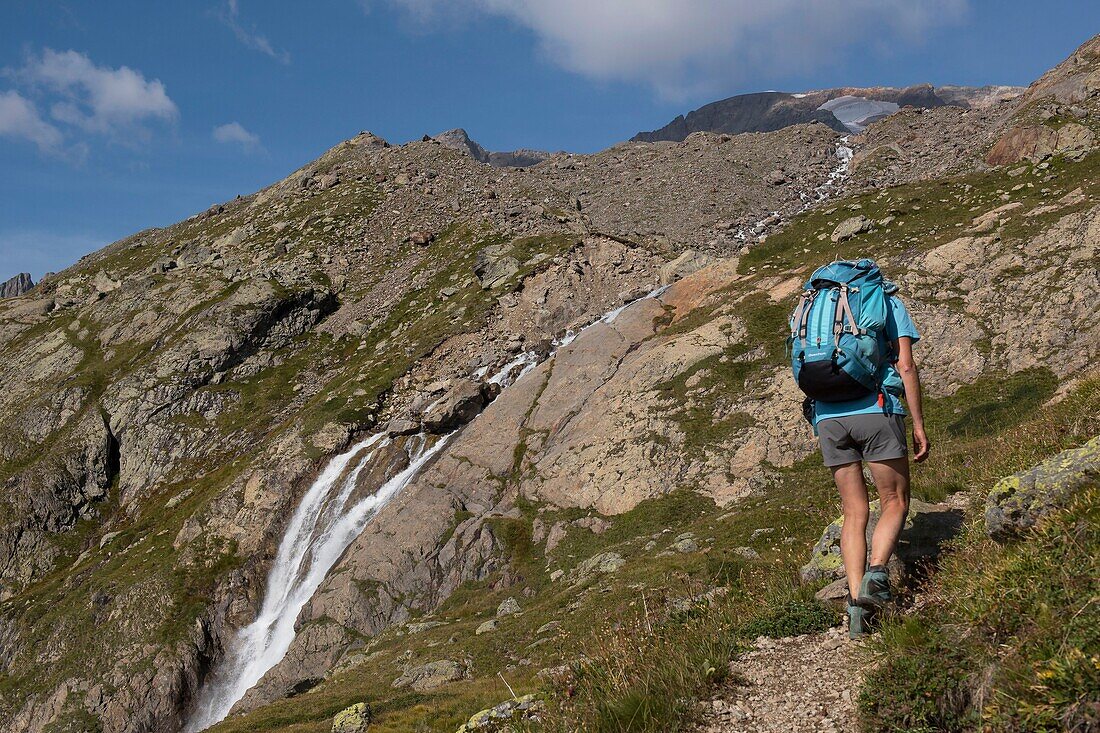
789,259,900,403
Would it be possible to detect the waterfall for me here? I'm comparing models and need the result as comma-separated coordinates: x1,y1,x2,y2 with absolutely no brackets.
185,285,670,731
184,432,451,731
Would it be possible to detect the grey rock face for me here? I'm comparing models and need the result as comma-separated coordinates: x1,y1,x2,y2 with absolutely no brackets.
434,128,551,168
0,273,34,298
985,436,1100,540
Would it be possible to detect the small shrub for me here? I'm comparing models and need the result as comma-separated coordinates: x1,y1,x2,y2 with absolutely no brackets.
737,597,836,640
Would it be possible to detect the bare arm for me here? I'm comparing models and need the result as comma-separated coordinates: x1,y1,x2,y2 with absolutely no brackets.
894,336,930,462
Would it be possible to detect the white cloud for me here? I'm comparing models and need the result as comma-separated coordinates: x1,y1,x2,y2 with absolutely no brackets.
14,49,178,139
0,90,64,152
216,0,291,64
372,0,969,98
213,121,263,152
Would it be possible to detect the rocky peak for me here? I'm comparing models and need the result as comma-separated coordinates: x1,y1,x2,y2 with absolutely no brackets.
433,127,551,167
0,272,34,298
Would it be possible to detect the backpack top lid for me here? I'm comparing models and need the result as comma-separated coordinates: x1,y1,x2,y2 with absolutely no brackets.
805,258,882,290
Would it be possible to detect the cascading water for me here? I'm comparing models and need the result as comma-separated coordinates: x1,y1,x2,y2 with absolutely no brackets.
185,285,670,731
184,433,451,731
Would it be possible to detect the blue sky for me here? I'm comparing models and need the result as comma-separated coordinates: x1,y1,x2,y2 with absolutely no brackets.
1,1,1097,283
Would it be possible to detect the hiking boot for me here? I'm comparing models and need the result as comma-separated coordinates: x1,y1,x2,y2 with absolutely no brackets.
847,596,870,639
857,565,892,609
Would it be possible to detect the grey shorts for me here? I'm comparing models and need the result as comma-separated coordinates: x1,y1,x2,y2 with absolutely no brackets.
818,413,908,467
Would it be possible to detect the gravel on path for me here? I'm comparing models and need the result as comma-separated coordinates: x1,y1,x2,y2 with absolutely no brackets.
695,626,867,733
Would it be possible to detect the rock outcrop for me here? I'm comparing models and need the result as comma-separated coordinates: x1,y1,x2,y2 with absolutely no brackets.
985,436,1100,540
434,128,551,168
0,273,34,298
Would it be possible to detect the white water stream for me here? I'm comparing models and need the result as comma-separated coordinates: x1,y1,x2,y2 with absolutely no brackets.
185,286,670,731
185,432,451,731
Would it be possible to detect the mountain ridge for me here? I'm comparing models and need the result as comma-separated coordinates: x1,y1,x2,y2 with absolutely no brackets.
633,83,1025,141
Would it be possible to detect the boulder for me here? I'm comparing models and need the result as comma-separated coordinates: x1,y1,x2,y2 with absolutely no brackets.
392,660,467,691
332,702,372,733
420,380,492,434
764,169,788,186
496,597,521,617
985,436,1100,540
409,230,435,246
475,619,498,635
830,215,872,243
801,498,964,590
659,249,715,284
571,552,625,582
456,693,542,732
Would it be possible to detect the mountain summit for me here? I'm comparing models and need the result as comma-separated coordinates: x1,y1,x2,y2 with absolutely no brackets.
633,83,1024,141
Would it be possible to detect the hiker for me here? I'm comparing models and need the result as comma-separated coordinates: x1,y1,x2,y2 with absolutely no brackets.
789,259,930,638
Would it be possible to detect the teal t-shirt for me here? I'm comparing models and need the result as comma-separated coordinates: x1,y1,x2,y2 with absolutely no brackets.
813,296,920,426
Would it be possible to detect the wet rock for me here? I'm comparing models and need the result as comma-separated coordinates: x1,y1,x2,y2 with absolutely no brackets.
332,701,372,733
985,436,1100,540
386,418,420,437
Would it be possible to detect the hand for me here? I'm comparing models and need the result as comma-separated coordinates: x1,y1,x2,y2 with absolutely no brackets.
912,423,931,463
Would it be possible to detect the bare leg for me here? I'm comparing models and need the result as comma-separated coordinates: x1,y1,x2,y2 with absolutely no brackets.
867,457,911,566
831,461,869,600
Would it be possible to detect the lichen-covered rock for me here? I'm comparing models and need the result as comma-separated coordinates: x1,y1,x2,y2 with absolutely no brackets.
800,498,963,584
985,436,1100,540
571,552,626,582
456,693,542,732
392,660,467,691
332,701,372,733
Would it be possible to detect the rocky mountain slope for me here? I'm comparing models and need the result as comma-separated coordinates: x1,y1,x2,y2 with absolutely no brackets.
1,33,1098,733
633,84,1024,141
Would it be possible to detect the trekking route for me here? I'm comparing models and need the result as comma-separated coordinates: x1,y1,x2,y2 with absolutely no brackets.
694,626,865,733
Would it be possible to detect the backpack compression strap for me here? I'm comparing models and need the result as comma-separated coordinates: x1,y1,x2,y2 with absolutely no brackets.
833,285,862,348
791,289,817,348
